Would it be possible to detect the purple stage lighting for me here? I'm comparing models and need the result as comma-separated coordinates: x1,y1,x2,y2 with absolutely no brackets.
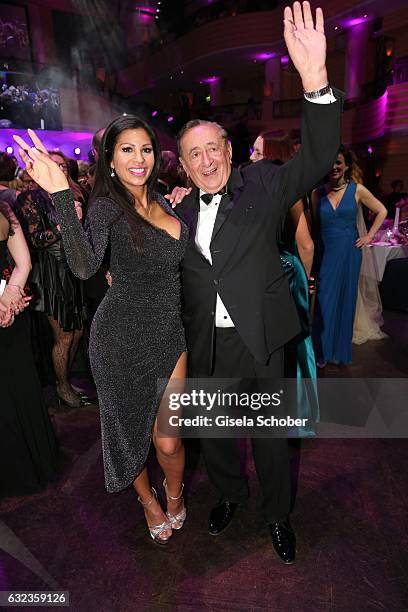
367,145,373,155
344,17,368,27
151,110,158,117
254,52,276,61
202,76,220,84
167,116,174,123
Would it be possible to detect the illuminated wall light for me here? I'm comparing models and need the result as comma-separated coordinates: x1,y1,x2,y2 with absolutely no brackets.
167,116,174,123
205,95,211,103
6,146,14,155
74,147,81,155
202,76,220,84
123,112,127,116
334,26,338,30
254,52,275,61
385,40,394,57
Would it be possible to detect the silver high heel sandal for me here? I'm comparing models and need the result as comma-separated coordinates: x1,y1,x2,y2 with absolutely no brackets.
137,487,172,545
163,479,187,530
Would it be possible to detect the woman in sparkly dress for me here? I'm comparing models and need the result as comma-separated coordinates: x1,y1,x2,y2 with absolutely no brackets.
14,117,187,544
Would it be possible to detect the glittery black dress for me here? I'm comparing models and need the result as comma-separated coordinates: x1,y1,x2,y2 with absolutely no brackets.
52,189,187,492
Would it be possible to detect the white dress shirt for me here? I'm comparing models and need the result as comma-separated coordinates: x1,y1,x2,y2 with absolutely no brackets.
196,190,235,327
195,89,337,328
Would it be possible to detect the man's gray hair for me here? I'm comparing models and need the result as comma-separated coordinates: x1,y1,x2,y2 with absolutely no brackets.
177,119,228,155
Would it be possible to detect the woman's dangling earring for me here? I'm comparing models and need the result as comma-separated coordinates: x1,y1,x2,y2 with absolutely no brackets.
110,168,115,177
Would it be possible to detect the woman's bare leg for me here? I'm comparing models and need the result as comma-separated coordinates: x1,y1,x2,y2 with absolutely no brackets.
132,351,187,540
153,352,187,519
132,468,172,541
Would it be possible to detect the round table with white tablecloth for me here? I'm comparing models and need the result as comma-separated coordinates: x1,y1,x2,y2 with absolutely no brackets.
366,243,408,282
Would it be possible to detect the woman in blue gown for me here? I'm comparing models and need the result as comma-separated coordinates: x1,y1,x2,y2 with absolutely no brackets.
311,146,387,366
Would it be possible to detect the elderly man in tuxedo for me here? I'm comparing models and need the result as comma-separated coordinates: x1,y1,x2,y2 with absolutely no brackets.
174,1,342,564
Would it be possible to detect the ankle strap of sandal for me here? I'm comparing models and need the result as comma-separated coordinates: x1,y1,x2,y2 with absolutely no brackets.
137,486,157,507
163,479,184,500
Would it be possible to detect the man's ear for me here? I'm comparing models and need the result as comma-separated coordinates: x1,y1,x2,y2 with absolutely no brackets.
227,141,232,163
179,156,188,176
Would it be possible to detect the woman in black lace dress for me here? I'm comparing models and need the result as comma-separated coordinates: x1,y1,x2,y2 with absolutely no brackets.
15,118,188,544
0,203,58,497
14,188,86,407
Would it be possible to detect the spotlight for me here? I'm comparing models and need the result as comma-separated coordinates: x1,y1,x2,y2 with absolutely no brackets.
167,116,174,123
74,147,81,155
367,145,373,155
123,112,127,116
6,146,13,155
151,110,158,117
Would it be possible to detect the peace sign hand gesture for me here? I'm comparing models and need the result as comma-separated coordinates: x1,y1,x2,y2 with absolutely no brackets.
13,129,70,195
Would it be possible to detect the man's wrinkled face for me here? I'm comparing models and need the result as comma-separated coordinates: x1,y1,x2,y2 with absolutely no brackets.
179,124,232,193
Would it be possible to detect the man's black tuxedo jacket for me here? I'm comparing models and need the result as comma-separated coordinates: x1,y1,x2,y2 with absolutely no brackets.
176,95,342,376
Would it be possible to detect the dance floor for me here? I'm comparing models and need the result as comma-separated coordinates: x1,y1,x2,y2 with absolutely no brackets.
1,311,407,611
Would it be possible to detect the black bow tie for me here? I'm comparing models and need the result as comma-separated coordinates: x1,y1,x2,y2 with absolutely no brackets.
200,186,228,205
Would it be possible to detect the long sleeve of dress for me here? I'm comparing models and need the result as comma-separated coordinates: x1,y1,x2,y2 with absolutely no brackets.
52,189,119,280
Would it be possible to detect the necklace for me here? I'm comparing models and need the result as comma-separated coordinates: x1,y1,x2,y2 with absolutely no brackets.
331,181,348,192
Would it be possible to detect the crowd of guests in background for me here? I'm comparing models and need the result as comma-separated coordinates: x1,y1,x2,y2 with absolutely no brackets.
0,83,61,129
0,122,406,499
0,16,28,52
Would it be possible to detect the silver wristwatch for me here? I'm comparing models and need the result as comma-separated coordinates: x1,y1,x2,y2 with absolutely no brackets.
303,84,331,100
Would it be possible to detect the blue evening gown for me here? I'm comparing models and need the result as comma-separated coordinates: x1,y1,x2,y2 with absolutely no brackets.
313,182,362,364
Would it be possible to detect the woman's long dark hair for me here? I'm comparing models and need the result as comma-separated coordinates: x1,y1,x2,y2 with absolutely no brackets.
90,115,161,249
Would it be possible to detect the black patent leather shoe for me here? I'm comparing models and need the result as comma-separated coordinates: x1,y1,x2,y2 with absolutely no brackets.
209,500,238,536
269,521,296,564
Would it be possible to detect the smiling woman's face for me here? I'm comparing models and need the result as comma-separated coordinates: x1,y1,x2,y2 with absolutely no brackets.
110,128,155,192
329,153,348,182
